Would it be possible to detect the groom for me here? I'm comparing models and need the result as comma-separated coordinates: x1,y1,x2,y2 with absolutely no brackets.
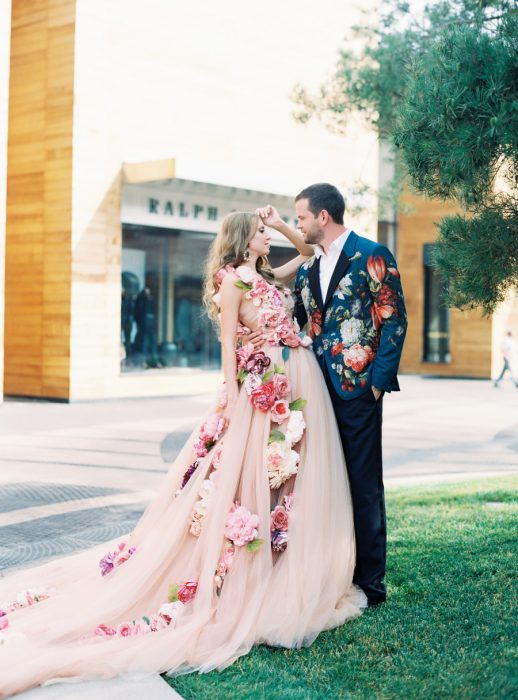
272,183,406,606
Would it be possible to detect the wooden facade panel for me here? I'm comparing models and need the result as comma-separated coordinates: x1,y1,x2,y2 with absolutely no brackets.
398,190,492,377
4,0,75,399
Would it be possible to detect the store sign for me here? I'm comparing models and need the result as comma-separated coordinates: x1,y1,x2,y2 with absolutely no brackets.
148,198,219,221
121,179,298,241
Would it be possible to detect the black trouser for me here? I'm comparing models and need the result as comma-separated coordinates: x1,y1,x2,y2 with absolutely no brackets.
325,371,387,604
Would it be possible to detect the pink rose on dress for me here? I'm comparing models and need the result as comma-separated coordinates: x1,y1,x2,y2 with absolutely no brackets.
250,381,276,412
272,373,290,400
200,413,224,442
271,400,290,424
248,277,270,305
259,308,284,327
0,617,9,631
281,330,302,347
132,621,152,636
217,543,235,576
116,622,134,637
224,504,260,547
177,579,198,604
94,623,117,637
236,342,255,369
270,505,289,532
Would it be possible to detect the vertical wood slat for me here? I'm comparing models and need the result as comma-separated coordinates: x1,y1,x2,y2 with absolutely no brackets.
4,0,76,398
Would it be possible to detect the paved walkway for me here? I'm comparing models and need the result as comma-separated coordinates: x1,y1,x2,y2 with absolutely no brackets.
0,376,516,573
0,375,516,697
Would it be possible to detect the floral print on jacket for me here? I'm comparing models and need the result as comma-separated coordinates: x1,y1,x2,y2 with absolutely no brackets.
293,231,407,400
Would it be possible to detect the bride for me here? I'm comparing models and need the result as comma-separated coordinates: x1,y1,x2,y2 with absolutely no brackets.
0,210,366,697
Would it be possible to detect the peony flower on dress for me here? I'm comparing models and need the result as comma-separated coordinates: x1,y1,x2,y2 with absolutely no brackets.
224,504,260,547
247,277,270,305
285,411,306,447
0,617,9,631
177,580,198,604
236,342,255,369
116,622,134,637
250,381,277,412
265,441,299,489
271,399,290,424
244,372,262,396
235,265,255,284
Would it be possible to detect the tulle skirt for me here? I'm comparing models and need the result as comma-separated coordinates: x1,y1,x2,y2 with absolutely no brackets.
0,343,365,698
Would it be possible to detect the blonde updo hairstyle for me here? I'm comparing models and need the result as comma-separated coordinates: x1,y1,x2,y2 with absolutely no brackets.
203,211,277,322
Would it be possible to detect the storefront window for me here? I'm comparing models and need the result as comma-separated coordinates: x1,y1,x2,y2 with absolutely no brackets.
422,244,450,363
121,224,293,371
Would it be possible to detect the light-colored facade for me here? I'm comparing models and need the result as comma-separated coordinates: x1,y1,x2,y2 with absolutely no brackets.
1,0,379,401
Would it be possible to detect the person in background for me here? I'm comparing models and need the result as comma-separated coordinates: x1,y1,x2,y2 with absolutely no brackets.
494,331,518,388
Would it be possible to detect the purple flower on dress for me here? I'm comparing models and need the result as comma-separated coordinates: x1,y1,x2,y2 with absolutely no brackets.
99,550,118,577
271,529,289,553
181,460,199,489
245,351,271,375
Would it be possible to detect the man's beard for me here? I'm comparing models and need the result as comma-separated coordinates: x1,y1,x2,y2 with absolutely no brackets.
304,226,325,245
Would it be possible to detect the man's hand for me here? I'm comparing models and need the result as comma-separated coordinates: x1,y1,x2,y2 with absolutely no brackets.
371,386,382,401
246,328,265,350
255,204,284,230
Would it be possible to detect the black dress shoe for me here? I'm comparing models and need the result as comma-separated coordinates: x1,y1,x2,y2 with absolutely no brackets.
367,597,386,608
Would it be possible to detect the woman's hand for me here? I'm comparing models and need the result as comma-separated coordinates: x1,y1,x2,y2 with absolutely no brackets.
256,205,284,230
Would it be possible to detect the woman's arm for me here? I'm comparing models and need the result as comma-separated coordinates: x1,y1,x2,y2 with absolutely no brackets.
219,274,242,427
271,254,310,285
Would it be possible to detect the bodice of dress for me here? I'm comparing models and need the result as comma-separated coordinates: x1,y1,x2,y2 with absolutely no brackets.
214,265,308,349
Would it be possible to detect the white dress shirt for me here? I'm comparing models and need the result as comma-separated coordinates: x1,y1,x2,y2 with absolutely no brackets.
314,229,351,301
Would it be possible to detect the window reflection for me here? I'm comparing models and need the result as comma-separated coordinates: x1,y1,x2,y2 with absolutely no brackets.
121,224,293,371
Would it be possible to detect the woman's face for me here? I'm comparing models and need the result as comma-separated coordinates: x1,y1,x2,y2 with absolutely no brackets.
247,221,271,258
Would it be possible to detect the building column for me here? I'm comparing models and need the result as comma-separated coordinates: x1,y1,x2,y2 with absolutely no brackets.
4,0,76,399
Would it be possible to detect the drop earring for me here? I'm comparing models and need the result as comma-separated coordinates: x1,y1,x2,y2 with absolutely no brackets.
243,250,250,262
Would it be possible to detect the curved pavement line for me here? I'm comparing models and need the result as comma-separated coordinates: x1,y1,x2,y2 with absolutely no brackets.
0,490,156,527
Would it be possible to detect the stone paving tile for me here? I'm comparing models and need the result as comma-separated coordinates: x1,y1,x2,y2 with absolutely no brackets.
0,481,126,513
0,503,146,574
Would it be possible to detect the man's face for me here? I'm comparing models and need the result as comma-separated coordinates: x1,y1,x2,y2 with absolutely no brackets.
296,198,324,245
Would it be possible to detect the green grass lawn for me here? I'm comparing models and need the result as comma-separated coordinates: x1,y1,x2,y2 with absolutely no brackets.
165,477,518,700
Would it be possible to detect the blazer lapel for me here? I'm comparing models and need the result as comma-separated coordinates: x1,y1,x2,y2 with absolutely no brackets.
307,256,324,312
324,231,359,309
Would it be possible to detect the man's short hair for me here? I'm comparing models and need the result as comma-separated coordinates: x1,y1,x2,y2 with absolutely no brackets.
295,183,345,225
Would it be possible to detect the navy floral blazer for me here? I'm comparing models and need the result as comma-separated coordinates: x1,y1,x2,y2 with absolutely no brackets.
293,231,407,400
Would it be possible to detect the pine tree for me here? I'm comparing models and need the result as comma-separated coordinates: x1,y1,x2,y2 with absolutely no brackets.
293,0,518,313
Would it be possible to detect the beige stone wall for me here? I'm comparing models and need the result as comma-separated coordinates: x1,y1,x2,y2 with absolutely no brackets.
68,0,379,399
398,190,493,378
0,0,11,400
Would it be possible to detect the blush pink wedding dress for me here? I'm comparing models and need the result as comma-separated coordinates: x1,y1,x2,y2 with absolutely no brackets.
0,266,365,697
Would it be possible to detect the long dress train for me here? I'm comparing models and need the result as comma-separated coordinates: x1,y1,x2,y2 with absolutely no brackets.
0,266,366,697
